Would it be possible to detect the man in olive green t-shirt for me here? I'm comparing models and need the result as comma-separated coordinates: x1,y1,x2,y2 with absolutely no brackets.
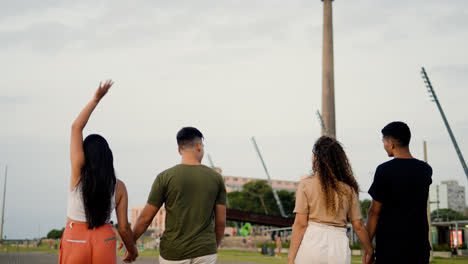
130,127,227,264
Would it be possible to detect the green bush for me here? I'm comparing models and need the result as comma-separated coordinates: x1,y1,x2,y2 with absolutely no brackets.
350,243,362,250
459,243,467,249
433,244,452,252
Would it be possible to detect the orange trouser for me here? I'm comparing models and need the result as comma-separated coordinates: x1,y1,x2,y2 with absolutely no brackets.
59,222,117,264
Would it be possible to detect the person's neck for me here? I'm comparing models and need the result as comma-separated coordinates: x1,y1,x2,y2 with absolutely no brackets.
181,156,202,165
393,148,414,159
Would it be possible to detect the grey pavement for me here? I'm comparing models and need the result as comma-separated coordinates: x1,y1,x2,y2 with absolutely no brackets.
0,252,260,264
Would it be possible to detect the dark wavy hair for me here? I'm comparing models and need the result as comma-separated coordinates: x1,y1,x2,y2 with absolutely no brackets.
81,134,116,229
312,136,359,216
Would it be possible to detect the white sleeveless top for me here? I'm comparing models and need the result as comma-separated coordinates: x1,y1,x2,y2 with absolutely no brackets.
67,182,117,223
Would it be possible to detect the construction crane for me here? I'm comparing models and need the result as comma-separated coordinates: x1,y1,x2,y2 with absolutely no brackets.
421,67,468,180
251,137,287,218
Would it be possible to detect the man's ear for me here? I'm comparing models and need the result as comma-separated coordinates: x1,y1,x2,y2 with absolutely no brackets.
178,147,182,155
197,142,202,152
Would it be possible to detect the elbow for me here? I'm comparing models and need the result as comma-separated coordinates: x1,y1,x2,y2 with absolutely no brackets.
71,122,81,131
352,220,365,232
368,209,380,219
293,221,308,230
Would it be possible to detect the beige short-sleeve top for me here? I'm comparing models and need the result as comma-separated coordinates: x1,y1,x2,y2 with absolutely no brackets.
293,175,362,227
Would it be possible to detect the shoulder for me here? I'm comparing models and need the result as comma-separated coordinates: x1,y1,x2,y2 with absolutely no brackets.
299,175,319,190
197,165,223,178
115,179,127,200
155,166,177,180
377,159,396,170
200,164,219,173
117,179,125,189
418,160,433,174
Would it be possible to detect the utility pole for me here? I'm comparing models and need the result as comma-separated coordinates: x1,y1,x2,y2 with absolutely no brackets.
251,137,287,218
424,141,434,262
421,67,468,180
321,0,336,138
0,165,7,243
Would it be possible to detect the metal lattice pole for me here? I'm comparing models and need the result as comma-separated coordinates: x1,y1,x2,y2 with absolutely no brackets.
251,137,287,218
421,67,468,180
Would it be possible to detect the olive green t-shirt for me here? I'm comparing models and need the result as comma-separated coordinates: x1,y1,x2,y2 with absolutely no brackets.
147,164,226,260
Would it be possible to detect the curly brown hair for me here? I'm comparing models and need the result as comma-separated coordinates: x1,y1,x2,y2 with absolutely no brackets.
312,136,359,216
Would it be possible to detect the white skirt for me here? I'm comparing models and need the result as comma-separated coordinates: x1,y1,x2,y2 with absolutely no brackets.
295,222,351,264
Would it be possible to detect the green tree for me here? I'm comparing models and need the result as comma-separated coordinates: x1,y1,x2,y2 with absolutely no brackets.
227,180,296,217
243,180,272,214
431,208,468,221
47,228,65,239
360,199,372,219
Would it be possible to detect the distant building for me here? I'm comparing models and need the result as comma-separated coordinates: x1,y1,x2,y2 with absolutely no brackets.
131,205,166,234
223,175,299,193
430,180,466,213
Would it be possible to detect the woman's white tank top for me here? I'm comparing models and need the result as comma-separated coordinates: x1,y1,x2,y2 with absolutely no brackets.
67,182,117,223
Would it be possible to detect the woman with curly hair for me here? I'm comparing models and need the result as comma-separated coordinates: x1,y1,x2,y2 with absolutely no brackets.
288,136,374,264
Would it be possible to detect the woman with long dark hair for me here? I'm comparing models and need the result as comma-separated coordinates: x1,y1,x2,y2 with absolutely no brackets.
288,136,374,264
60,81,138,263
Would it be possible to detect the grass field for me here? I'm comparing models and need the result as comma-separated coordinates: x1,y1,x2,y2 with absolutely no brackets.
1,243,468,264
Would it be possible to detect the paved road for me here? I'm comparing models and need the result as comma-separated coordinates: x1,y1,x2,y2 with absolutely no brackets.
0,252,260,264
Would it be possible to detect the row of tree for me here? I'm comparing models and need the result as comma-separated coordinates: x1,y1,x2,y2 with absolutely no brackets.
46,180,468,238
227,180,296,218
228,180,468,223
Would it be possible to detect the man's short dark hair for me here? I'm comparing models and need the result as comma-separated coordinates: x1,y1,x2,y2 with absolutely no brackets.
176,127,204,148
381,121,411,147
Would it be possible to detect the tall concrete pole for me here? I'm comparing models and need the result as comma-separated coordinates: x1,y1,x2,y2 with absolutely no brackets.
321,0,336,138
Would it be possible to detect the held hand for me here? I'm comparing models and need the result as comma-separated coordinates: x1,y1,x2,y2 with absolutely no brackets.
94,80,113,101
122,248,138,263
362,250,375,264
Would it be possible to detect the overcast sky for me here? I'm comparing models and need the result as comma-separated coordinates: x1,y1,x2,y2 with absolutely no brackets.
1,0,467,239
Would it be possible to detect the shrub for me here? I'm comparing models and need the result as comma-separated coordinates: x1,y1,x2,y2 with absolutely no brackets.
350,243,362,250
433,244,452,252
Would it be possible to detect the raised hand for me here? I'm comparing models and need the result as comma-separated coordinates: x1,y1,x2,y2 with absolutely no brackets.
94,80,113,101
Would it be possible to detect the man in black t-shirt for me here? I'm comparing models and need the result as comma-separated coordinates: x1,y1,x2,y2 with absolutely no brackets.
367,122,432,264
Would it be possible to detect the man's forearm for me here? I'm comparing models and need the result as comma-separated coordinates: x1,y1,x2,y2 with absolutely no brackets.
215,221,225,247
366,213,379,241
132,218,151,243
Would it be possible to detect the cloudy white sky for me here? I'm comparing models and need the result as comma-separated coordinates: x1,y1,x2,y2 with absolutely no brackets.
1,0,467,239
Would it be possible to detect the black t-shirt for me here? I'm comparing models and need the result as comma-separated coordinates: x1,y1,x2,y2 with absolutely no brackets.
368,158,432,258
